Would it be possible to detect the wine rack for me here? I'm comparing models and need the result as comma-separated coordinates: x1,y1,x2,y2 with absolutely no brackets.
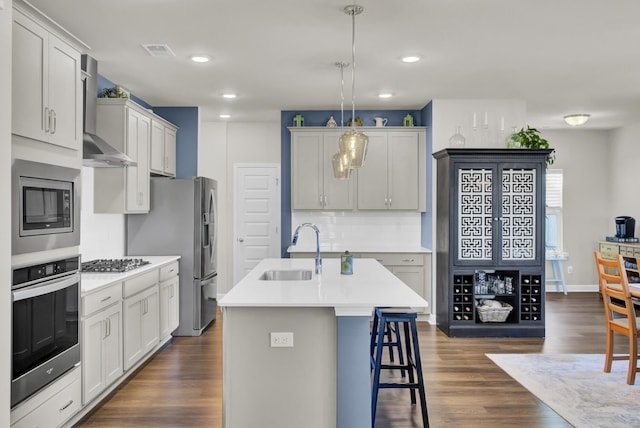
519,274,542,321
452,274,474,321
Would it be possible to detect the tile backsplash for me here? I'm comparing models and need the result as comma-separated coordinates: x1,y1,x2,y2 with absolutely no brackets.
291,211,421,247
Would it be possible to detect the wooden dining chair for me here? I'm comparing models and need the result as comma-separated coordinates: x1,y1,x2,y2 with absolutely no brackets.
593,251,640,384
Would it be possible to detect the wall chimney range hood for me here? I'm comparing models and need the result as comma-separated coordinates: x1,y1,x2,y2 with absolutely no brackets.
81,55,136,167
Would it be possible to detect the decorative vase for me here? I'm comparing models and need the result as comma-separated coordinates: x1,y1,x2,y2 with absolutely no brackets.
505,128,521,148
449,126,466,147
326,116,337,127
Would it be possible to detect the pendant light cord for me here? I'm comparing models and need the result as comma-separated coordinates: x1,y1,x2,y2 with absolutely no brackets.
350,7,357,130
341,63,345,130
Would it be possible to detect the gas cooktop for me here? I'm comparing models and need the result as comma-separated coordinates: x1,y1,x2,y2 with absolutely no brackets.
81,258,150,273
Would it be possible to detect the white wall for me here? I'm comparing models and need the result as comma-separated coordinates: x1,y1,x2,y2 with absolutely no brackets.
1,2,12,425
199,121,281,294
609,124,640,216
431,99,527,151
543,129,611,289
79,167,126,260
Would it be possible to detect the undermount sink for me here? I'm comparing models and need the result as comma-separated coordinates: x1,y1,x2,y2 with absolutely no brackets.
259,269,313,281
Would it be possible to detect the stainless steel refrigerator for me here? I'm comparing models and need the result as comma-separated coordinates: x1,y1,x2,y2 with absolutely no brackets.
126,176,218,336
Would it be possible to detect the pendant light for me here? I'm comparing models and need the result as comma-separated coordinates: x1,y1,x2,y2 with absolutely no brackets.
332,61,352,180
339,4,368,169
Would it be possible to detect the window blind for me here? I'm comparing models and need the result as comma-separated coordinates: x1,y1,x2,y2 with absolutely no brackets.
546,169,563,208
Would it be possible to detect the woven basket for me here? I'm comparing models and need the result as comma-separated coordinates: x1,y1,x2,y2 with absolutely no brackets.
477,302,513,323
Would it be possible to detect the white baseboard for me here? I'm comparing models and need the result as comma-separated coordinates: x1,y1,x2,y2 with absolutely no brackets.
545,284,599,293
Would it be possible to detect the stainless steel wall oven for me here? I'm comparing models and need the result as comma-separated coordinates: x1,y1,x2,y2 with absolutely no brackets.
11,256,81,407
12,159,80,255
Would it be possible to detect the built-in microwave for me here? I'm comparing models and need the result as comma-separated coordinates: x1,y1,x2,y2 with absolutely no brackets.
12,159,81,255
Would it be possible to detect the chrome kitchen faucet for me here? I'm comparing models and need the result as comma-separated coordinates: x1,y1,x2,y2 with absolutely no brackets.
291,223,322,274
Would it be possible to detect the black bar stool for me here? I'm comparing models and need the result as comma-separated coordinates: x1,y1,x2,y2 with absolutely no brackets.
371,307,429,428
370,307,406,377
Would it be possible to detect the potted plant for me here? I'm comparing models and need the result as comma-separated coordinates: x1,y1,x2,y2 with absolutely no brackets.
507,125,555,167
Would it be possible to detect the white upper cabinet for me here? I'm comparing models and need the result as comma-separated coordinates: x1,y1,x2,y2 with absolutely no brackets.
290,130,356,210
357,130,426,210
12,6,83,151
94,99,151,214
150,119,177,177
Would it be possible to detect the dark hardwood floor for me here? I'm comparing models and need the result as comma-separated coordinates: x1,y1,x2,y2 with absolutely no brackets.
77,293,619,427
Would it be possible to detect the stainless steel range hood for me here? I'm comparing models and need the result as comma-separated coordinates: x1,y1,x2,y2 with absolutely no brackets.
81,55,136,167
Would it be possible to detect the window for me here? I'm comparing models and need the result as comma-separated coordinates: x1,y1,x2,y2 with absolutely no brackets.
545,169,563,252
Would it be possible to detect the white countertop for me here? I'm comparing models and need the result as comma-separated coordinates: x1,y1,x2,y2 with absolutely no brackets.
81,255,180,295
219,258,428,316
287,244,432,253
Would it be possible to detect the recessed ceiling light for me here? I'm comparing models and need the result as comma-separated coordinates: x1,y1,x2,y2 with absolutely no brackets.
222,93,237,99
219,114,231,119
401,56,420,63
190,55,210,63
378,93,393,99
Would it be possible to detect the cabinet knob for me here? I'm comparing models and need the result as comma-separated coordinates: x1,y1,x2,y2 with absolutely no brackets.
238,237,244,243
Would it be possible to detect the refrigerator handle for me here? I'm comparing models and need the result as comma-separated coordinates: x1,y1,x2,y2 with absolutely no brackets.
202,223,210,248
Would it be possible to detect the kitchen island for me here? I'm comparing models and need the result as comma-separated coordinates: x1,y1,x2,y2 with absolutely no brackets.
219,258,428,428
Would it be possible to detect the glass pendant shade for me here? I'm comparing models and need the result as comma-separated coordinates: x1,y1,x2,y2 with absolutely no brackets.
332,151,352,180
339,129,368,168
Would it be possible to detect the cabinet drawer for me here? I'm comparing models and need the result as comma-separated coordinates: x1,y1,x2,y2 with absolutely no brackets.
123,269,159,298
160,261,179,282
11,367,81,428
620,246,633,257
83,282,122,317
367,253,424,267
599,243,619,260
634,248,640,258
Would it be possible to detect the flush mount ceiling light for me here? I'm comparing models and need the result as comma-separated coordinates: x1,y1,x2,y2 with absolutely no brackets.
219,114,231,119
378,93,392,99
564,114,590,126
339,4,368,170
401,56,420,63
190,55,210,63
222,93,237,99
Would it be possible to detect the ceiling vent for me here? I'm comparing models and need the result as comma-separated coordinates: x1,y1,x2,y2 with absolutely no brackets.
141,44,176,57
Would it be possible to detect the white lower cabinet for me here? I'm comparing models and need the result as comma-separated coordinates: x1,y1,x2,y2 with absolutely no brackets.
81,281,123,405
124,285,159,371
159,261,180,340
82,302,123,404
10,367,81,428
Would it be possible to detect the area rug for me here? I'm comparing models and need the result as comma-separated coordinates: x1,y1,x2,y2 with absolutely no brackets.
486,353,640,427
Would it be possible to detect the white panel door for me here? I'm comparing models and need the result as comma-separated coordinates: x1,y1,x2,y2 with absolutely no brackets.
234,165,281,285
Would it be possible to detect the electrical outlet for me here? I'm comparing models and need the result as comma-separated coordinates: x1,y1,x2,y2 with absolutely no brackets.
567,265,574,274
270,332,294,348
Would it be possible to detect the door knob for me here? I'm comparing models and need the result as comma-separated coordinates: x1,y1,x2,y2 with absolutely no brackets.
238,238,244,243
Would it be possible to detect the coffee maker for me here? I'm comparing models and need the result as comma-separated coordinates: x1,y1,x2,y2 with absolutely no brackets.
615,216,636,238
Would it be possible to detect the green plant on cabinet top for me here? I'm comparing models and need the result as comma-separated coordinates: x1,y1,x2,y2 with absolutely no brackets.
508,125,555,167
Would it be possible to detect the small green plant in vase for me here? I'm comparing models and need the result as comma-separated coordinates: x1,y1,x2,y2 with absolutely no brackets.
506,125,555,167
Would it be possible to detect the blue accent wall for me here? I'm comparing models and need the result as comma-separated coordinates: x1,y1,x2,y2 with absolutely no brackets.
420,101,433,248
153,107,199,178
281,109,429,257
